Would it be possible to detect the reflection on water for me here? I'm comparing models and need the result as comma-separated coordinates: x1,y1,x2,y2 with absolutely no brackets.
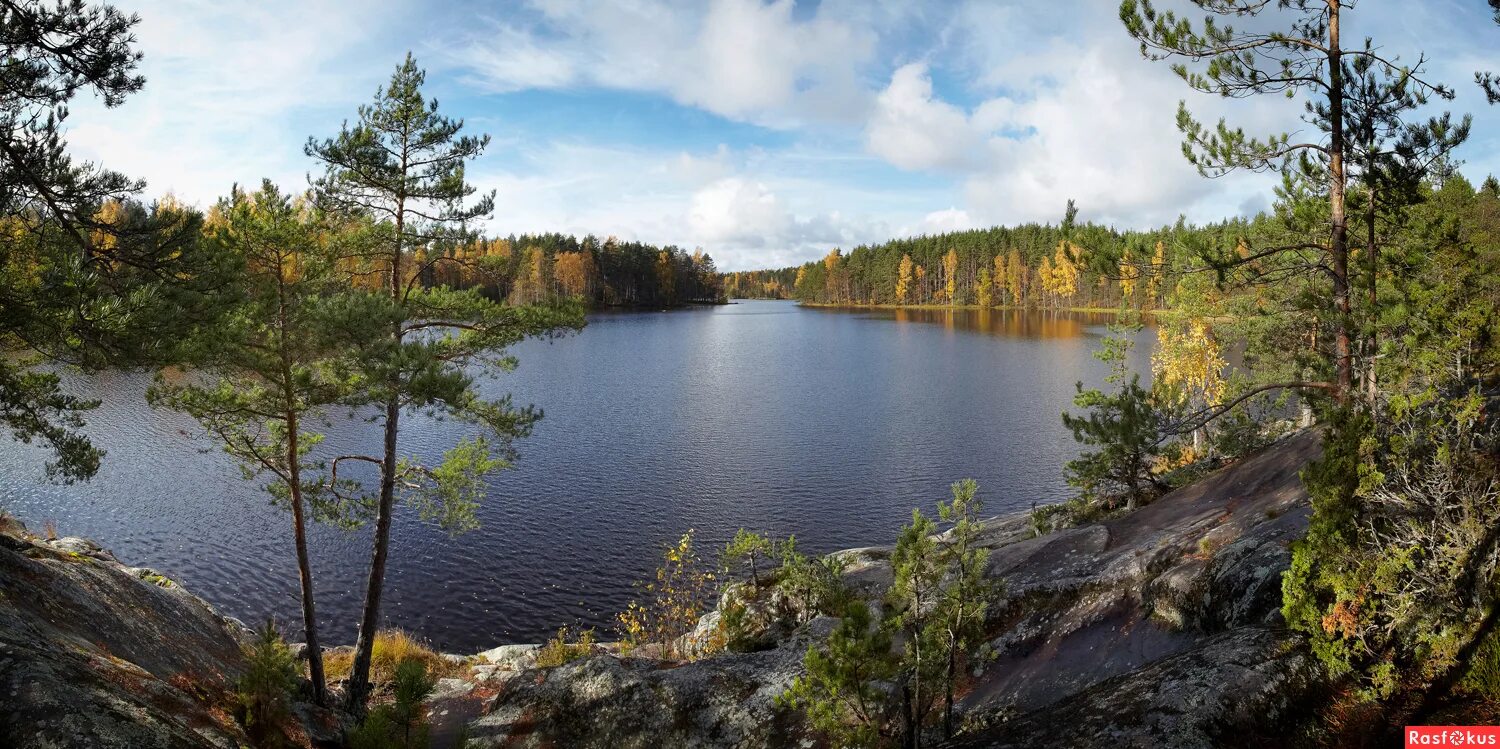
860,307,1141,339
0,300,1149,652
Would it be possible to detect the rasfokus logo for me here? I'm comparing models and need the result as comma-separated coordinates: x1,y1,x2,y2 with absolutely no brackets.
1407,727,1500,747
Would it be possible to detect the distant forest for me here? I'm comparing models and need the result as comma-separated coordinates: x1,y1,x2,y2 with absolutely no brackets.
422,233,725,308
721,208,1297,310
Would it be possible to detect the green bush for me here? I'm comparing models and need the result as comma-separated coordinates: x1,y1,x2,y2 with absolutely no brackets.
1462,633,1500,699
348,658,435,749
775,537,853,622
535,625,597,668
237,620,300,738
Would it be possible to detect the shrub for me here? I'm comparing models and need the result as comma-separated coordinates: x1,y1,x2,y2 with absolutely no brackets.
237,620,300,738
1462,633,1500,699
535,625,597,668
781,482,1002,746
616,530,717,658
776,536,852,622
1285,391,1500,709
723,529,773,587
777,601,897,748
347,658,435,749
1208,401,1287,460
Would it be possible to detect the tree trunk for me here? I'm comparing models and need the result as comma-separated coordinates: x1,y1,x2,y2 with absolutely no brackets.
286,413,328,706
1327,0,1353,404
346,201,407,712
344,399,399,712
902,682,917,749
1366,183,1378,403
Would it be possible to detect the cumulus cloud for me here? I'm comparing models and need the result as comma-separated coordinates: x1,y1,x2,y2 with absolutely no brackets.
450,0,879,128
866,63,991,172
64,0,409,206
685,177,894,267
689,178,791,246
920,207,975,234
902,0,1303,229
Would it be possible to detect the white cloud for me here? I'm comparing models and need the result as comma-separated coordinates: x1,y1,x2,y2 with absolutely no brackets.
898,0,1304,229
64,0,408,207
866,63,990,172
469,143,911,271
448,0,878,128
688,178,791,246
920,207,975,234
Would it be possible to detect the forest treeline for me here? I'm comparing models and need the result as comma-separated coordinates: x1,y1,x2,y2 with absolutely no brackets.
725,178,1495,313
725,212,1176,309
421,232,724,308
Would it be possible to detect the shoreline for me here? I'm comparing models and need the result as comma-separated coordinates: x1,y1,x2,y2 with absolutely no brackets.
736,299,1178,315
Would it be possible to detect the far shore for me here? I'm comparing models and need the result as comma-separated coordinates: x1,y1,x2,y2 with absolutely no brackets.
736,299,1177,316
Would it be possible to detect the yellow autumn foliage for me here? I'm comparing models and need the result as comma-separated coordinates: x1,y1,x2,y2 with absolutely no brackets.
1153,319,1227,407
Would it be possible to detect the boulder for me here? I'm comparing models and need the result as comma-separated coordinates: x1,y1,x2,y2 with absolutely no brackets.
475,643,540,671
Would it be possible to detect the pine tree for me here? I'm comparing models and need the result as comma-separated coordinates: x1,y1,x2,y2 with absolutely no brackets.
723,528,772,587
1,0,142,232
148,182,378,706
1120,0,1463,404
306,53,585,710
1062,325,1169,508
935,480,1000,740
1,1,227,481
889,508,944,748
1478,0,1500,104
991,254,1007,305
778,602,897,748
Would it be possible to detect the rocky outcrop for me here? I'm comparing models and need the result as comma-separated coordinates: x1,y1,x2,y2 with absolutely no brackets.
0,520,251,748
0,431,1326,748
464,618,833,748
458,431,1326,748
949,626,1322,749
959,431,1320,725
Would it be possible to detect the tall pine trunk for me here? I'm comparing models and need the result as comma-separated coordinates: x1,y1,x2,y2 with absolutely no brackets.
285,418,327,706
344,400,400,710
346,205,407,712
1327,0,1353,404
1366,182,1378,403
278,268,327,706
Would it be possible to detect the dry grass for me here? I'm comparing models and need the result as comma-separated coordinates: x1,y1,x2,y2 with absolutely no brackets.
321,629,463,688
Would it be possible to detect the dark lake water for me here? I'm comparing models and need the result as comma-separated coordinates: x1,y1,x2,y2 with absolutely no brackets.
0,301,1148,652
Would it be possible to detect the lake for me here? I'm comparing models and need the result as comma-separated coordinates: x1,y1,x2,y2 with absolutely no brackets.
0,300,1149,652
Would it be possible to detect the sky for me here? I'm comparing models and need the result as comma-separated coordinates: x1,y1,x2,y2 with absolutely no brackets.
63,0,1500,272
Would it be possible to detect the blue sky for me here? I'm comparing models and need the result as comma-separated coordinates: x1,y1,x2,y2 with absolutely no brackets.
65,0,1500,271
